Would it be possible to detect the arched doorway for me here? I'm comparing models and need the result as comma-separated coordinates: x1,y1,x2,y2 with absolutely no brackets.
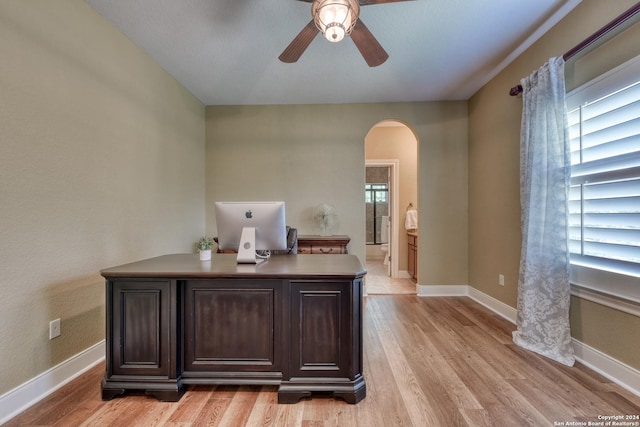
365,120,418,293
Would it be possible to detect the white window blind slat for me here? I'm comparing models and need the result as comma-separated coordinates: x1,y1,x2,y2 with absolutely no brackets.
582,197,640,214
575,116,640,152
580,82,640,122
570,153,640,183
570,134,640,164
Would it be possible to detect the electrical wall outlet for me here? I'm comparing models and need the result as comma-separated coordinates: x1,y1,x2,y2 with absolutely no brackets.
499,274,505,286
49,318,61,340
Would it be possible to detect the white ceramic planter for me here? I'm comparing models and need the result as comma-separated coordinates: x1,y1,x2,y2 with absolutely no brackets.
199,249,211,261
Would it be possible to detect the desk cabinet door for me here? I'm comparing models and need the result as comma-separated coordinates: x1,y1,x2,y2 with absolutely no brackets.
289,281,354,379
183,279,283,372
108,280,174,377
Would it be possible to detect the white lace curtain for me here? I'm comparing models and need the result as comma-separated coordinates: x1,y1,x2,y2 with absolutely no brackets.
512,57,575,366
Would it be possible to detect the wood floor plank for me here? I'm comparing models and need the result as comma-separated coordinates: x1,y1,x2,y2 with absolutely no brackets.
411,299,565,425
215,385,261,427
374,296,483,421
401,318,484,412
126,398,178,427
77,397,139,426
445,297,514,345
455,322,529,380
243,386,278,427
458,408,494,427
368,296,458,426
273,396,305,426
6,295,640,427
165,386,216,425
360,298,415,426
192,393,233,426
419,298,528,382
506,343,631,420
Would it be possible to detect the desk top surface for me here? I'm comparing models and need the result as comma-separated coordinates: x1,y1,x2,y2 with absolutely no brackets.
101,253,366,279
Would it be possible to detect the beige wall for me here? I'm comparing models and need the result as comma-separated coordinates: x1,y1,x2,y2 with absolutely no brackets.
468,0,640,369
206,102,467,285
0,0,206,395
365,124,419,271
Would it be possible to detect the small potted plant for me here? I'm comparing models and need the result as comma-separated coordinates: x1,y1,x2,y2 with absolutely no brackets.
196,236,214,261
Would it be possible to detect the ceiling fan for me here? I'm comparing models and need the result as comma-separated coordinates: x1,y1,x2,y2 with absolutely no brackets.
279,0,412,67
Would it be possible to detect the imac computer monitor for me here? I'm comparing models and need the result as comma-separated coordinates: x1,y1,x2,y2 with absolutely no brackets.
214,201,287,264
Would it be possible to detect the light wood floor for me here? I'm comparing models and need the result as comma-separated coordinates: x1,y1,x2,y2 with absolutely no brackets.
365,259,416,294
6,295,640,426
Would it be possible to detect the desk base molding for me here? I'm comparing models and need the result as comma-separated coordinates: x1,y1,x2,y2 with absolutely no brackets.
101,378,186,402
278,375,366,404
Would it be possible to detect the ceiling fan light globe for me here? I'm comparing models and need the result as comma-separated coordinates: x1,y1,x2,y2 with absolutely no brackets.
325,24,346,42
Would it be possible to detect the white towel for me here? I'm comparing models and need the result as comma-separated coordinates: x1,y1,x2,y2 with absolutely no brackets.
405,210,418,230
380,216,390,243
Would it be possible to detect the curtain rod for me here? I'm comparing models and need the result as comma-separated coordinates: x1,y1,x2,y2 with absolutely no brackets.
509,2,640,96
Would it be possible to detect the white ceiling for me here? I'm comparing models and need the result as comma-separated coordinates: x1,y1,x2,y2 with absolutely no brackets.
85,0,580,106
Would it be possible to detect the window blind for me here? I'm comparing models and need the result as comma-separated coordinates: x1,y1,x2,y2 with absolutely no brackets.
566,55,640,298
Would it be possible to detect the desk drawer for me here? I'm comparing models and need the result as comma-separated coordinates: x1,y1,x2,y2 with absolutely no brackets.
297,245,312,254
296,236,349,255
311,245,343,255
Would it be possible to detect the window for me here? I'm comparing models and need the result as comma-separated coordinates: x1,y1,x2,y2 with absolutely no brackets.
365,183,388,204
566,55,640,302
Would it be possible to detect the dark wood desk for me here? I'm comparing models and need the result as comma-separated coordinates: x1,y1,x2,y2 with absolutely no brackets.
100,253,366,404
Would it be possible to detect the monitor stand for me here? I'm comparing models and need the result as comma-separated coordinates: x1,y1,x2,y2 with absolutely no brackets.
237,227,257,264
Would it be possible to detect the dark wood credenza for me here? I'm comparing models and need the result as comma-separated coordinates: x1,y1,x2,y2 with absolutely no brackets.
297,235,350,254
100,253,366,404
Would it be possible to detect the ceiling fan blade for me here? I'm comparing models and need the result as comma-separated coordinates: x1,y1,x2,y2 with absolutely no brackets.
279,20,319,63
350,19,388,67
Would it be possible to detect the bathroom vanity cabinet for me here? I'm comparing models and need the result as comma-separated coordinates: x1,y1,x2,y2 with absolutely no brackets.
407,232,417,281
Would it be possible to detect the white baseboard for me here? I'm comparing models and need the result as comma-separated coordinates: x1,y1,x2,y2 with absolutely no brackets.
417,284,468,296
464,286,639,397
468,286,518,324
572,338,640,397
0,340,105,425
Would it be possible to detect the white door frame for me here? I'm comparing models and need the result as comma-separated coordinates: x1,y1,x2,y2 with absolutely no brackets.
366,159,400,278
